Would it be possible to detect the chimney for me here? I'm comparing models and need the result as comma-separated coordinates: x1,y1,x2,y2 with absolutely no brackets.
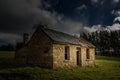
23,33,29,44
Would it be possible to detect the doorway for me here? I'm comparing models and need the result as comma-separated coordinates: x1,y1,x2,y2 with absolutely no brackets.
76,47,81,66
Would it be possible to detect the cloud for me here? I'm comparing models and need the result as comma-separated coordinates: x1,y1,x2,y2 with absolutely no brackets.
91,0,119,7
90,0,106,7
111,10,120,16
76,4,87,11
111,10,120,22
114,17,120,22
112,0,120,3
107,23,120,31
84,25,104,33
0,0,44,34
1,0,119,44
84,10,120,33
0,0,84,44
75,4,88,22
0,0,83,32
58,19,83,35
84,9,120,33
0,0,42,17
0,33,22,44
84,23,120,33
91,0,98,3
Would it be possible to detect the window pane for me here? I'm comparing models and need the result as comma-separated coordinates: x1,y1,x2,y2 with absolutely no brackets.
65,46,70,60
86,49,90,59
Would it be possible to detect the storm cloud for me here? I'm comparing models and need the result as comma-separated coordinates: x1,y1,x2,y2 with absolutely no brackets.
0,0,84,44
0,0,120,44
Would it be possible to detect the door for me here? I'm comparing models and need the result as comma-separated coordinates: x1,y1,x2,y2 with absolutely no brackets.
76,47,81,66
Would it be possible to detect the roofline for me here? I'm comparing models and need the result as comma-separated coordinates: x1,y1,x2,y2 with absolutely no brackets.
41,27,84,45
40,27,55,42
37,27,95,48
43,28,80,39
53,41,96,48
79,38,95,48
53,41,86,46
53,41,85,47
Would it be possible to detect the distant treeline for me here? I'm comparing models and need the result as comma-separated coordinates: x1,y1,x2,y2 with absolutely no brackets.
0,44,15,51
81,30,120,57
0,42,24,51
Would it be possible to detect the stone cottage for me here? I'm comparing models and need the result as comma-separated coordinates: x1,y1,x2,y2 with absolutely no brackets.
15,25,95,69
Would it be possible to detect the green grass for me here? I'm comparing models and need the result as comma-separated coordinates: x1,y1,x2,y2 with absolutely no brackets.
0,51,15,69
0,51,120,80
96,56,120,61
0,51,14,59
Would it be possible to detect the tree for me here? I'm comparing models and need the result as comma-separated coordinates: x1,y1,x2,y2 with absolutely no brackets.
81,30,120,57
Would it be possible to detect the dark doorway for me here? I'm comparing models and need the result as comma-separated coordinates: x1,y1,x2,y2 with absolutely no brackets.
76,47,81,66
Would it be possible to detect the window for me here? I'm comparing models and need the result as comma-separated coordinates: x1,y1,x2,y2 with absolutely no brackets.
65,46,70,60
86,49,90,59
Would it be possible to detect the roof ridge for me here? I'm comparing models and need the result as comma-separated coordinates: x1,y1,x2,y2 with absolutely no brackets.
79,38,95,47
41,27,86,46
44,28,79,39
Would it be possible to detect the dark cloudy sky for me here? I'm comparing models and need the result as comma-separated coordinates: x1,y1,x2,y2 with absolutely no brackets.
0,0,120,44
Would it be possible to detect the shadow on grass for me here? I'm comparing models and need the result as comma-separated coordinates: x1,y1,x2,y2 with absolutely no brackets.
0,51,29,69
0,72,31,80
0,58,29,69
0,51,120,80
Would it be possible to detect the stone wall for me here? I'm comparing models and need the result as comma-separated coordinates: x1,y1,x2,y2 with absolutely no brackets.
52,44,95,68
15,29,53,68
81,48,95,67
15,28,95,69
53,44,78,68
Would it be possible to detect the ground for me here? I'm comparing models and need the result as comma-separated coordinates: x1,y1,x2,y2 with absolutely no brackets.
0,51,120,80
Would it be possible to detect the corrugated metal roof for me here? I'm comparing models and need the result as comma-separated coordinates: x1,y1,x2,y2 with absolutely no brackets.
79,38,95,48
43,28,85,46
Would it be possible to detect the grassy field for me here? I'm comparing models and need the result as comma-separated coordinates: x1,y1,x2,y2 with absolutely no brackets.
0,51,120,80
